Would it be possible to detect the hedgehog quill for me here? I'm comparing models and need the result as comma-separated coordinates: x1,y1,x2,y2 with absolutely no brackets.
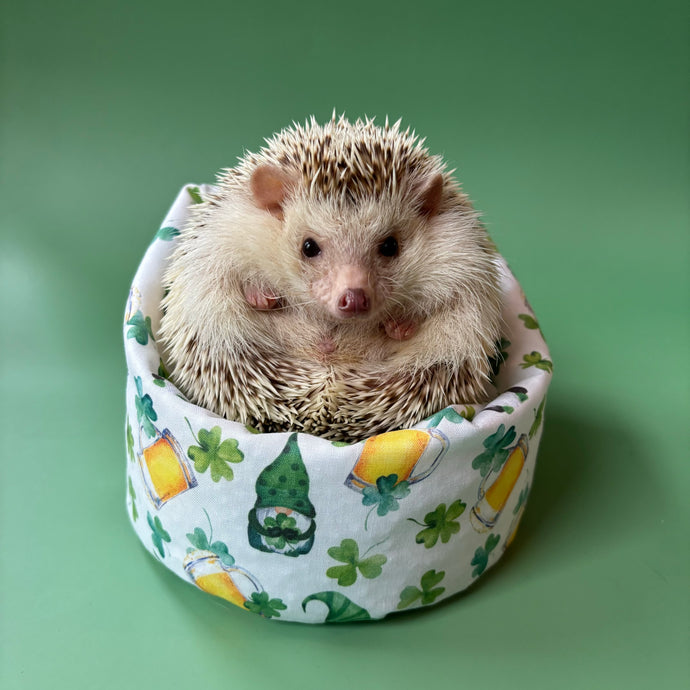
159,115,502,443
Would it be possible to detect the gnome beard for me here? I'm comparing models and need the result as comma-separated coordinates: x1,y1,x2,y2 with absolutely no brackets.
247,434,316,557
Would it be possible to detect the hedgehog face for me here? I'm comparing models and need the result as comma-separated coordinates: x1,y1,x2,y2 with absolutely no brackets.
241,118,493,329
281,195,431,323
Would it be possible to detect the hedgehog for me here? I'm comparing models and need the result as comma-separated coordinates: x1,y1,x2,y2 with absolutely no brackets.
158,115,502,443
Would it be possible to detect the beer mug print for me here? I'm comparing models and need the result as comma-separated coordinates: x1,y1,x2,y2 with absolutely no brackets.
470,434,529,533
346,428,449,492
183,551,261,609
138,427,197,509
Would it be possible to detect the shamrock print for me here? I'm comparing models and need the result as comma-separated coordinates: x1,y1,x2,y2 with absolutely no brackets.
128,476,138,522
397,569,446,610
126,310,155,346
518,313,540,330
187,185,203,204
520,351,553,374
472,424,517,478
186,515,235,568
244,591,287,619
147,512,171,558
154,226,180,242
425,406,467,427
362,474,410,529
126,418,134,461
152,359,170,387
471,534,501,577
326,539,387,586
134,376,157,438
529,398,546,438
409,499,466,549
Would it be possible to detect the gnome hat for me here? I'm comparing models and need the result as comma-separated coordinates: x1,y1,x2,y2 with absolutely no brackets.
253,434,316,518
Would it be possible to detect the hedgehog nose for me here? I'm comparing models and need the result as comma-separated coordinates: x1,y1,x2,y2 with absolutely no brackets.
338,288,370,315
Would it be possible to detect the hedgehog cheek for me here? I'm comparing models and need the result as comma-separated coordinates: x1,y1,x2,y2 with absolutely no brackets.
249,164,296,220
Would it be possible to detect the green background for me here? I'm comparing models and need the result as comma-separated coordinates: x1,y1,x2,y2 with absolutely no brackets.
2,0,687,688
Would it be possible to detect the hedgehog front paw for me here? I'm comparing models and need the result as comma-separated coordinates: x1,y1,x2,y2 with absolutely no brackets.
244,284,282,310
384,318,417,341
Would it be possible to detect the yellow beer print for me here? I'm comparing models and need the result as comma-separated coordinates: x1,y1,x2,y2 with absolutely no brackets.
346,428,449,491
471,434,528,533
183,551,260,608
139,428,197,508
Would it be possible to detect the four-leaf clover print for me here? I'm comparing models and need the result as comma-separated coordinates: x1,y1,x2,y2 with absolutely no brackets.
186,423,244,482
409,499,466,549
326,539,387,586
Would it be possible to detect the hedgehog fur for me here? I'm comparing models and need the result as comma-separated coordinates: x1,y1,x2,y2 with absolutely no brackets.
158,115,503,443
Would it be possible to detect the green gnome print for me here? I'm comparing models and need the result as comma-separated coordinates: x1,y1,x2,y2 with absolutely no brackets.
248,434,316,557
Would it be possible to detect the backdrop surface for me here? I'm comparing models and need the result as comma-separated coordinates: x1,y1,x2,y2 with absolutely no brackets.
1,1,688,688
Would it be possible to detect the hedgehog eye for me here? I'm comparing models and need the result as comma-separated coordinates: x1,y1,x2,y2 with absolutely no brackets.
378,235,399,257
301,238,321,258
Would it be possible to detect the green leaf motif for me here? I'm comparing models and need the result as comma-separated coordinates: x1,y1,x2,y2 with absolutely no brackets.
187,426,244,482
147,512,171,558
186,527,235,567
302,592,372,622
507,386,529,402
518,313,540,330
362,474,411,517
425,406,466,427
520,351,553,374
187,186,203,204
461,405,476,421
410,499,466,549
152,359,170,387
397,569,446,610
326,539,387,586
155,226,180,241
471,533,501,578
126,310,155,346
529,398,546,439
244,591,287,619
126,418,134,462
514,486,530,515
128,476,138,521
134,376,157,438
331,440,351,447
472,424,517,477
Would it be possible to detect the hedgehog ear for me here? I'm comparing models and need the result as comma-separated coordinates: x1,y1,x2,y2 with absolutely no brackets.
414,173,444,219
250,164,295,220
